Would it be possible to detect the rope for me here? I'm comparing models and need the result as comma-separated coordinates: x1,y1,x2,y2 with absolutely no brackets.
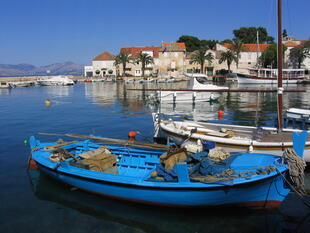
275,166,310,209
283,148,307,195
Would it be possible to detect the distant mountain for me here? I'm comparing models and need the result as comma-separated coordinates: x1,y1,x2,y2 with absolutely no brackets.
0,62,84,77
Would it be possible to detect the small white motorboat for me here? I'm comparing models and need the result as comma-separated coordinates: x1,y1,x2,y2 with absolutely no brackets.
149,73,228,103
0,81,14,89
285,108,310,120
37,76,74,86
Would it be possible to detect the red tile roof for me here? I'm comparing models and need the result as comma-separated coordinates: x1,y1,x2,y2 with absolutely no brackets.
120,46,161,58
222,43,270,52
284,41,300,47
93,51,116,61
162,42,186,50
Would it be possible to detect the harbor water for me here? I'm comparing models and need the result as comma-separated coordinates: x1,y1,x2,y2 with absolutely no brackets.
0,81,310,233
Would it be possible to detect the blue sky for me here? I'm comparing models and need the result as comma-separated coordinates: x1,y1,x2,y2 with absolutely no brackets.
0,0,309,66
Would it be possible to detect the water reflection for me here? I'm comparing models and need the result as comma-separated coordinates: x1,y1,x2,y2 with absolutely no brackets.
0,88,11,95
45,85,73,97
82,82,310,127
29,170,286,233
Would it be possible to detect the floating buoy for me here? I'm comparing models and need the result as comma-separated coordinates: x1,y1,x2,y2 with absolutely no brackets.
218,110,224,120
44,99,52,107
128,131,137,141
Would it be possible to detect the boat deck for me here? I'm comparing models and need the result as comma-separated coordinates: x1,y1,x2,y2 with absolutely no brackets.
258,131,310,143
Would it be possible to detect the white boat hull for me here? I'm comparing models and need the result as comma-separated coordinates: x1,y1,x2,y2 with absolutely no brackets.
155,120,310,162
237,75,304,84
37,76,74,86
157,91,220,103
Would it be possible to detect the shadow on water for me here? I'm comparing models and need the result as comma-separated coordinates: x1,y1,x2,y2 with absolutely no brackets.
27,169,291,233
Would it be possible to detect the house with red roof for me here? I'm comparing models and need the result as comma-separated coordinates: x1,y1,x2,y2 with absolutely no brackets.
157,42,187,77
118,46,161,77
116,42,187,77
213,43,271,72
84,51,116,77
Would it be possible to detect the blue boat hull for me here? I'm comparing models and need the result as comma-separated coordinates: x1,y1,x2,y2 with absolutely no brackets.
37,163,289,208
29,136,290,208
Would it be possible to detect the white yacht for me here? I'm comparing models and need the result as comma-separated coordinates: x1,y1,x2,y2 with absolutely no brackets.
37,76,74,86
149,73,228,103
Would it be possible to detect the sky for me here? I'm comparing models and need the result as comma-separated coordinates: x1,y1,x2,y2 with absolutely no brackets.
0,0,309,66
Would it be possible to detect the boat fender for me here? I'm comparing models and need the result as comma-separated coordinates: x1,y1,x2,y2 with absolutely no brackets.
248,142,254,152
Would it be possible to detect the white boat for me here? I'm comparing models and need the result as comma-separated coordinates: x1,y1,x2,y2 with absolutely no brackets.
9,81,35,87
0,81,14,88
236,68,307,84
149,73,228,103
37,76,74,86
125,78,135,84
153,116,310,163
285,108,310,121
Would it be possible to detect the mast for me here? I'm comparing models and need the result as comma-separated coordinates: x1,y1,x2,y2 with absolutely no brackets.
256,30,260,67
277,0,283,131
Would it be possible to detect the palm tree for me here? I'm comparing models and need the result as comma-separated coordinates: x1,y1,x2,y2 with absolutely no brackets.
230,38,247,68
114,53,132,77
136,52,154,77
219,50,238,72
289,47,310,68
189,48,214,74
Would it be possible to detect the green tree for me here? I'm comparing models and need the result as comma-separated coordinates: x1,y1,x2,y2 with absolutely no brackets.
230,38,247,68
136,52,154,77
282,29,288,38
219,50,237,72
114,53,132,77
233,27,274,44
259,43,287,68
289,45,310,68
177,35,201,52
221,39,233,44
190,48,214,74
200,40,218,50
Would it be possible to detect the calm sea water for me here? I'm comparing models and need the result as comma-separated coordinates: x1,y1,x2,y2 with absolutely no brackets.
0,81,309,233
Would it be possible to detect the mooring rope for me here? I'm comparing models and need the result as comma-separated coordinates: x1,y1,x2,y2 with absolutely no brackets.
283,148,307,195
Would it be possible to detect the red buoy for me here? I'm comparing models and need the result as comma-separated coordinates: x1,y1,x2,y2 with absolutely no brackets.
128,131,137,141
218,110,224,120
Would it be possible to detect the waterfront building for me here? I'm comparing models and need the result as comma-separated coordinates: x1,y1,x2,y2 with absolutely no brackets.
84,37,308,78
214,43,270,73
157,42,186,78
119,46,161,77
84,51,116,77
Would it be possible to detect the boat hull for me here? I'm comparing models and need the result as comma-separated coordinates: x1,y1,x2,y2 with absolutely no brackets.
37,163,288,208
158,121,310,162
236,75,303,84
157,91,220,103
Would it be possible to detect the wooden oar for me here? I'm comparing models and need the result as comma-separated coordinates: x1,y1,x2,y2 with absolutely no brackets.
38,133,169,150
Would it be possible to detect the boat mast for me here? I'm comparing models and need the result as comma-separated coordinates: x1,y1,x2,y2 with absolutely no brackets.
277,0,283,131
256,30,260,67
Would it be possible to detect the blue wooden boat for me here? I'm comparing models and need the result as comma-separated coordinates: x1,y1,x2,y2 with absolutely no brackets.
29,136,290,208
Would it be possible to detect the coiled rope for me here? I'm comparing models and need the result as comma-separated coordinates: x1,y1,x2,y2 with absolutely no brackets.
283,148,307,195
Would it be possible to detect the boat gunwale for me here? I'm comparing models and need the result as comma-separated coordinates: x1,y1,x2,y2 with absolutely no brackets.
31,147,287,189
